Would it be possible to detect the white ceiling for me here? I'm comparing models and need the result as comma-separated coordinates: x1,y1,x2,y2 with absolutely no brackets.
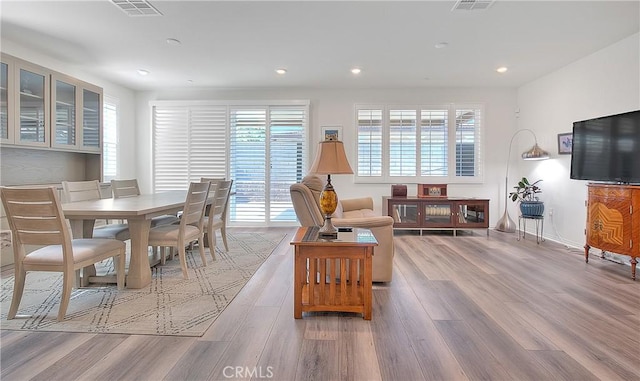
1,0,638,91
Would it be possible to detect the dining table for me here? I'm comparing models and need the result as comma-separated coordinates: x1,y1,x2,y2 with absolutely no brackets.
62,190,190,289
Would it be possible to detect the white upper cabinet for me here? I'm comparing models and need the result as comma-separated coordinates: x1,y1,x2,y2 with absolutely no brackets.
0,53,102,152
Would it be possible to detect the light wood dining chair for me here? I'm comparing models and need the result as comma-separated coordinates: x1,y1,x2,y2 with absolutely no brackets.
147,182,210,279
201,179,233,258
110,179,180,227
1,187,126,321
61,180,130,241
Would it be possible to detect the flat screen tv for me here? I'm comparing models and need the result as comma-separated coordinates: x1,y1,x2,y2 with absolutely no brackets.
570,110,640,184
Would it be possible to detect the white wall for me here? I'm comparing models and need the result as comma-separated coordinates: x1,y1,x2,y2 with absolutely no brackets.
516,33,640,248
135,87,517,224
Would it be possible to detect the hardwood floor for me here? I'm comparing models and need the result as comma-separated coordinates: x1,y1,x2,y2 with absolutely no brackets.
2,227,639,381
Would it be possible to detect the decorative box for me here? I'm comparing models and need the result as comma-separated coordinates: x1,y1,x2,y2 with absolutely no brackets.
418,184,448,198
391,184,407,197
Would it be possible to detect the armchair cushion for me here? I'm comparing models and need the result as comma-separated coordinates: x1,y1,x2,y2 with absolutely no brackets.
290,175,395,282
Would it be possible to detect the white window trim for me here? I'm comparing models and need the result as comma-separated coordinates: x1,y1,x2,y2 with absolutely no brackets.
103,95,119,182
354,103,485,184
150,99,310,225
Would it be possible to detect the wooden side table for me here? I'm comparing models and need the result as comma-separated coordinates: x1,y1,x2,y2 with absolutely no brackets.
290,226,377,320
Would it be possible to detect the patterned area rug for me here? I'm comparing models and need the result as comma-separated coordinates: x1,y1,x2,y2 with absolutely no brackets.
0,232,285,337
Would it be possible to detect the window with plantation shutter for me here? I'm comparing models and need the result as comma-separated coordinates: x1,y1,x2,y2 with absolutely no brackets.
102,97,118,181
356,104,483,183
229,108,267,222
455,108,482,177
153,106,191,191
357,109,383,177
389,109,417,176
153,105,228,192
189,107,228,180
268,107,307,222
229,106,307,223
421,109,448,176
152,100,308,225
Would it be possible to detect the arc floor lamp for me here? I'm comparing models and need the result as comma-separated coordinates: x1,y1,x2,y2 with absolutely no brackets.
495,129,550,233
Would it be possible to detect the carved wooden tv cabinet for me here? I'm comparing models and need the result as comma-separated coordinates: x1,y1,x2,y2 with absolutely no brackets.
585,183,640,280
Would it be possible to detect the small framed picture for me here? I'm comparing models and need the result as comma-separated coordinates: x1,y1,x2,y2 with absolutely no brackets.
557,132,573,155
321,126,342,141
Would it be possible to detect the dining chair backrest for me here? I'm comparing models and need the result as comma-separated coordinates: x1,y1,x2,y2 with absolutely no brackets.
180,182,211,229
61,180,102,203
111,179,141,198
209,180,233,220
200,177,230,214
1,187,71,250
200,178,233,254
200,177,225,195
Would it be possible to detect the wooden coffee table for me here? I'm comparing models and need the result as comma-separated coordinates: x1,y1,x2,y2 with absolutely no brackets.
290,226,377,320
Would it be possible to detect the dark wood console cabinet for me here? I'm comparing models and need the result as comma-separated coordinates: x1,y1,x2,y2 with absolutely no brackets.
585,183,639,280
383,196,489,235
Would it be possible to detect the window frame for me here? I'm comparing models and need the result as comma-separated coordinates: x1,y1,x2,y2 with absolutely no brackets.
354,103,484,184
150,99,310,225
102,95,119,182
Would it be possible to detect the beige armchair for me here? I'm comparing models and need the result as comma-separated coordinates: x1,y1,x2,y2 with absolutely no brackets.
290,175,394,282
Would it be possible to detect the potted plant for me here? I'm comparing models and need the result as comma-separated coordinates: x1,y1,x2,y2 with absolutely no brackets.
509,177,544,217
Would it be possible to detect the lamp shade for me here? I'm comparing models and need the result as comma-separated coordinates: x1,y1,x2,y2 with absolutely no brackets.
309,140,354,175
521,143,550,160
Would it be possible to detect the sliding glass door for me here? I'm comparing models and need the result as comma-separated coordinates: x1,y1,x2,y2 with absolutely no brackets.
153,101,308,225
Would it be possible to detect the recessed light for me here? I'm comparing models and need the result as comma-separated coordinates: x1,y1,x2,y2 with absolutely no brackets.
166,38,181,45
434,42,449,49
275,68,287,75
351,68,362,75
496,66,508,73
137,69,150,76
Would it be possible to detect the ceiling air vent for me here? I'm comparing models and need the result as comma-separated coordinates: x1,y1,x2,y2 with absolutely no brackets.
111,0,163,16
452,0,495,11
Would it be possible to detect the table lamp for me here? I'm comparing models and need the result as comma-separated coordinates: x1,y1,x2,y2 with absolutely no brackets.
495,129,549,232
309,140,354,238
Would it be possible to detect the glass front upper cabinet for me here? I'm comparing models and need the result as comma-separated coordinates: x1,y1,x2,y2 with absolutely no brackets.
82,87,101,150
0,59,10,143
17,63,50,147
52,75,77,148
